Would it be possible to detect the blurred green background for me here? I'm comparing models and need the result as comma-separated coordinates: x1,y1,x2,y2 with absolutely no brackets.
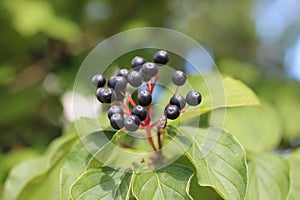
1,0,300,193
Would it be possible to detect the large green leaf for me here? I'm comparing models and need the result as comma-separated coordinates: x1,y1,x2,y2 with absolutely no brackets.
132,164,193,200
2,134,77,200
210,101,282,152
59,130,115,199
286,149,300,200
247,153,290,200
189,175,223,200
167,126,247,200
87,130,140,170
171,76,260,123
70,167,134,200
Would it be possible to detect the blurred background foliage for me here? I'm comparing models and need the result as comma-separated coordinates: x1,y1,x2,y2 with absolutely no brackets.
1,0,300,193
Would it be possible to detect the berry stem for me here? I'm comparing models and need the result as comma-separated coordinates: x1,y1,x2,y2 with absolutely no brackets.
150,74,159,94
146,82,152,93
174,86,179,95
118,101,131,114
146,128,157,151
157,130,162,149
127,93,136,107
144,104,152,125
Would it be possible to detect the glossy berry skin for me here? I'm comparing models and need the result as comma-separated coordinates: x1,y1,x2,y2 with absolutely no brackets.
117,69,129,79
108,76,117,88
124,115,140,132
170,94,186,110
96,88,115,103
137,91,152,106
131,56,146,70
141,62,158,78
127,71,143,87
108,105,124,119
92,74,106,88
153,50,169,65
186,91,202,106
164,105,180,120
172,70,186,86
132,105,147,121
110,113,124,130
108,76,127,92
114,76,127,92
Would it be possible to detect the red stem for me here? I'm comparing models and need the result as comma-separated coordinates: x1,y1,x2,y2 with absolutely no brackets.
146,128,157,151
128,93,136,107
118,101,131,114
157,130,162,149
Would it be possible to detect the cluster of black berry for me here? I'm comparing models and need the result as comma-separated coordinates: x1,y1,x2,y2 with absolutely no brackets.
92,50,202,133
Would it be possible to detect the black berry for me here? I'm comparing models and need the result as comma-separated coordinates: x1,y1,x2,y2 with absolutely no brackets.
117,69,129,79
92,74,106,88
132,105,147,121
127,70,143,87
108,76,127,92
108,76,117,88
172,70,186,86
164,105,180,120
108,105,124,119
141,62,158,78
131,56,146,70
137,91,152,106
170,94,186,110
186,91,202,106
153,50,169,65
96,88,115,103
114,76,127,92
110,113,124,130
124,115,140,132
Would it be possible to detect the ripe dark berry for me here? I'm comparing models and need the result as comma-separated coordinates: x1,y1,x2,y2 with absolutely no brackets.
92,74,106,88
108,76,127,92
108,105,124,119
153,50,169,65
132,105,147,121
117,69,129,79
131,56,146,70
172,70,186,86
124,115,140,132
164,105,180,120
114,76,127,92
170,94,186,110
110,113,124,130
127,70,143,87
108,76,117,88
141,62,158,78
137,91,152,106
96,88,115,103
186,91,202,106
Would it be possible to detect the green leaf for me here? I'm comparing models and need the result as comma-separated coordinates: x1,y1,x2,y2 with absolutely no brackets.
247,153,290,200
2,134,77,200
59,131,114,199
189,175,223,200
210,101,282,152
0,148,39,184
167,126,248,200
87,130,135,170
70,167,134,200
132,164,193,200
171,76,260,123
286,149,300,200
